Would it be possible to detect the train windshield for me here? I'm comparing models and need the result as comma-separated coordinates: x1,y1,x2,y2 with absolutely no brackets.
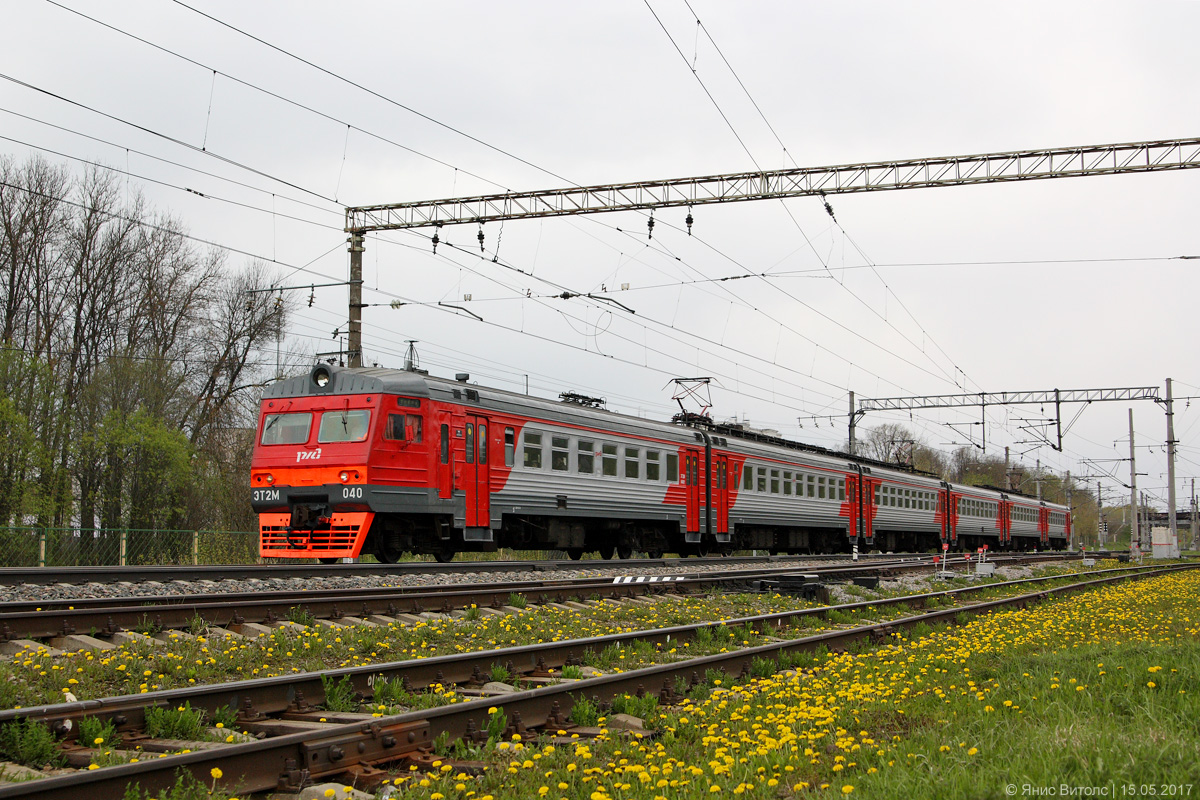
318,409,372,443
261,412,313,445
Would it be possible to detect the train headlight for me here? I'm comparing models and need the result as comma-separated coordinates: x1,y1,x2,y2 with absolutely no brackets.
313,366,331,388
265,474,275,485
339,471,350,483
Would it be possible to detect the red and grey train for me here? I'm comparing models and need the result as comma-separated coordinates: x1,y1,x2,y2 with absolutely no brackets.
249,365,1071,562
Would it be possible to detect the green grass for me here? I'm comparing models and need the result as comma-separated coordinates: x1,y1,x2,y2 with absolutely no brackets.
0,718,64,768
144,701,209,741
850,638,1200,796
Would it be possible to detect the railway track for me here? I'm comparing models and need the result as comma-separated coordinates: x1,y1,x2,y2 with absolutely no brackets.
0,550,958,587
0,560,1183,799
0,554,1077,646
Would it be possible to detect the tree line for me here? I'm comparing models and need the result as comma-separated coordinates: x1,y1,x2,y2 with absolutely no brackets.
0,155,287,546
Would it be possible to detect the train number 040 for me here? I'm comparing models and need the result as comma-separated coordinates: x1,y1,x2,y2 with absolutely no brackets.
341,486,364,499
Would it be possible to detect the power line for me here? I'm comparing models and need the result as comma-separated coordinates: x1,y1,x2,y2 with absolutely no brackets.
41,0,509,194
169,0,576,187
0,71,336,204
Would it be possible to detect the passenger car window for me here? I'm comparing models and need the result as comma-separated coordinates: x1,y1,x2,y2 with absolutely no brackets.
552,436,570,471
577,440,595,474
602,444,618,476
523,431,543,469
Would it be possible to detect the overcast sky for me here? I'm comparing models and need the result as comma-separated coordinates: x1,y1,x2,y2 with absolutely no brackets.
4,1,1198,511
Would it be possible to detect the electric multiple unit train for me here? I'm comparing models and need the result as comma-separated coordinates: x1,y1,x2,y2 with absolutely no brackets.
250,365,1070,562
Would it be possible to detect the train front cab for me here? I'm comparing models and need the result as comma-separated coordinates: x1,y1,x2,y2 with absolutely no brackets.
251,365,444,562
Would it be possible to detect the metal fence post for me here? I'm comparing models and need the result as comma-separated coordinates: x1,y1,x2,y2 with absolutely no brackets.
193,530,199,566
119,529,127,567
37,529,46,567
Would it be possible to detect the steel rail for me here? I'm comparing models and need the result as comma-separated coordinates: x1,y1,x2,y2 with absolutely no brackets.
0,554,1076,642
0,561,1177,799
0,557,945,641
0,551,917,587
0,563,1186,799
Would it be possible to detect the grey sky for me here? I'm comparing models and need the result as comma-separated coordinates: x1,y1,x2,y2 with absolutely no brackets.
3,1,1197,509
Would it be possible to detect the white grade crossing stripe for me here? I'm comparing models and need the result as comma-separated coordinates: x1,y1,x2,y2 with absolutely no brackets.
612,576,683,583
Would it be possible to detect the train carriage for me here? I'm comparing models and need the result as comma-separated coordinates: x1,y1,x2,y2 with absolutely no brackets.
250,365,1072,561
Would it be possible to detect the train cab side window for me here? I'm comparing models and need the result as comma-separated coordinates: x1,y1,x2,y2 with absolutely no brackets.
666,452,678,483
577,440,595,474
440,424,450,464
407,415,423,442
504,428,515,467
783,471,792,496
602,444,618,476
770,469,780,494
646,451,661,481
756,467,767,493
523,432,543,469
384,413,406,441
625,448,640,479
551,436,570,471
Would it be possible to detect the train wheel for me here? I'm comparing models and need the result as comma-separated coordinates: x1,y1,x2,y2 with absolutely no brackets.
599,546,615,560
318,557,339,565
647,549,664,560
566,548,584,561
375,540,404,564
433,548,456,563
616,546,633,560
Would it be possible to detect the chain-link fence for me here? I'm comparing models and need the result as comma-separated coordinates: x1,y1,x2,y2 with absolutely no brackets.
0,528,757,568
0,527,261,567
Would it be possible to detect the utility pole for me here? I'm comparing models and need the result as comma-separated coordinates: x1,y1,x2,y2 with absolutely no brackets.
1191,478,1197,550
848,390,857,456
347,232,365,368
1097,481,1104,547
1129,408,1139,553
1165,377,1178,547
1035,458,1042,500
1065,470,1072,550
1004,446,1011,490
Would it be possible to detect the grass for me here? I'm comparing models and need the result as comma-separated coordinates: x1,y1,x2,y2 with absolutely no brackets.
367,568,1200,800
0,718,64,768
144,701,209,741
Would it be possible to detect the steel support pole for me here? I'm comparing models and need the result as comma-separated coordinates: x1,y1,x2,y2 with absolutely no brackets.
1129,409,1139,553
1192,478,1197,550
1165,378,1178,547
848,391,856,456
348,232,365,368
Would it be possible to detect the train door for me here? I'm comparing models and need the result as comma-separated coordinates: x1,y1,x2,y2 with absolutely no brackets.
858,473,880,545
999,497,1012,546
714,455,730,537
684,449,702,534
436,410,453,499
1038,505,1049,546
463,415,491,532
941,488,958,545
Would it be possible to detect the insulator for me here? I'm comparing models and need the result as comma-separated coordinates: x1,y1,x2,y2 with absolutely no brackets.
308,287,315,307
244,300,253,312
647,214,655,240
431,231,440,254
477,226,485,252
685,210,694,235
